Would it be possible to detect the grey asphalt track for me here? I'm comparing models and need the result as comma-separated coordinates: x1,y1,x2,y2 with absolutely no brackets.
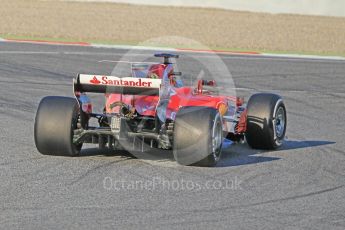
1,42,344,229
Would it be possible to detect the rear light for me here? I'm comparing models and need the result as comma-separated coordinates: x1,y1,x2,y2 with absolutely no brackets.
205,80,216,86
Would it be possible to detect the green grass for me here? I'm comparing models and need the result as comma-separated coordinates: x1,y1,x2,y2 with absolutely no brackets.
2,34,344,57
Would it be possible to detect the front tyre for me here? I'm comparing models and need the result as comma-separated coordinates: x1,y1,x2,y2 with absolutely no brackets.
34,96,82,156
245,93,287,150
173,107,223,167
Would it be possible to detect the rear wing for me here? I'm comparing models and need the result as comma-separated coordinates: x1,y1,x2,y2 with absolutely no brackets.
74,74,162,95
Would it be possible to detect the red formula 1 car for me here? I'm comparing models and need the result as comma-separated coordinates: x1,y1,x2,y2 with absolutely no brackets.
34,53,287,167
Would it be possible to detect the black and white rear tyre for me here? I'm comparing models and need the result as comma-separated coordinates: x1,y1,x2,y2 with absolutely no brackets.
274,105,286,142
34,96,82,156
173,106,223,167
245,93,287,150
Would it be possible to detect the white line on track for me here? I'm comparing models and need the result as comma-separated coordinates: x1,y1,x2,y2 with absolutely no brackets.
1,50,345,64
62,51,345,63
98,60,159,64
97,55,345,64
2,39,345,62
64,52,345,63
219,55,345,63
0,51,59,54
63,52,151,56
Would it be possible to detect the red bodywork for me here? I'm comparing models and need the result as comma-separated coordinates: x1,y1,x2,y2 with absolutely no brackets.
105,63,245,131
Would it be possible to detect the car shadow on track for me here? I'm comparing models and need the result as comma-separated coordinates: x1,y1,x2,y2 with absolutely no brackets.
79,145,176,163
281,140,335,150
217,140,335,167
79,147,131,157
77,140,335,167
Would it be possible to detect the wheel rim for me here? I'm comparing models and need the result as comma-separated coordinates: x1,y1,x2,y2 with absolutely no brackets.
212,114,223,161
275,106,286,138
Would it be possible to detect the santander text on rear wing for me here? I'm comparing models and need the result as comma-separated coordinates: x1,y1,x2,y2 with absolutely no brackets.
74,74,162,95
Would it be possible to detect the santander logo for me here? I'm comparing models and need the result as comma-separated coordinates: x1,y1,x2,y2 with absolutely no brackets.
88,75,154,87
90,76,101,84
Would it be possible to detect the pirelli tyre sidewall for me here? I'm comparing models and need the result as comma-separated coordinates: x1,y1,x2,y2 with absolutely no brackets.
34,96,82,156
245,93,287,150
173,106,223,167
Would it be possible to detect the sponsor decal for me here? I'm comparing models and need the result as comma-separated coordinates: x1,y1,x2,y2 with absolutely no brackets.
87,75,155,87
90,76,101,84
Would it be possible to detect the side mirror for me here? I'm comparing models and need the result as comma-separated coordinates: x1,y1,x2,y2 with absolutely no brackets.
201,80,216,86
196,79,217,94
